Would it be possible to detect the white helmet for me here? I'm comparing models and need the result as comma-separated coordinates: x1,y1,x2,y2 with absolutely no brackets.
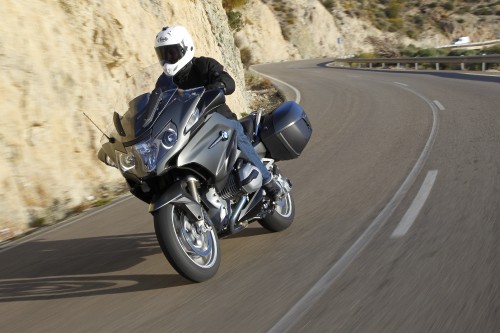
154,25,195,77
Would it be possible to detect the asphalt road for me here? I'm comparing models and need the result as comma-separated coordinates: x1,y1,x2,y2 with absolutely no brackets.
1,60,499,332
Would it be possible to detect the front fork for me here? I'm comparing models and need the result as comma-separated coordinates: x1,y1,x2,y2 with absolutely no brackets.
185,176,212,233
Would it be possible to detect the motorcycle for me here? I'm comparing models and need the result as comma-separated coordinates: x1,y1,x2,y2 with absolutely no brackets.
97,70,312,282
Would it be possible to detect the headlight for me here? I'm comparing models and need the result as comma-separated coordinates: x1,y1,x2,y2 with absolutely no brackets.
184,107,200,133
162,122,178,148
135,141,158,172
116,122,178,176
117,151,136,172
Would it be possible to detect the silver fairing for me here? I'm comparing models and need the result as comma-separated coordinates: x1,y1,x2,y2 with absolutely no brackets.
177,112,239,183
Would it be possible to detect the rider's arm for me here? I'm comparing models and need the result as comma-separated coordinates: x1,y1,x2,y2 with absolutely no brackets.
203,57,235,95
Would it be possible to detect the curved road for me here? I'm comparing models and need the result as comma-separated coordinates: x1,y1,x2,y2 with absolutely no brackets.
1,60,499,332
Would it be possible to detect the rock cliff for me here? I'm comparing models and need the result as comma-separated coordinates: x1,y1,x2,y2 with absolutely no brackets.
0,0,246,238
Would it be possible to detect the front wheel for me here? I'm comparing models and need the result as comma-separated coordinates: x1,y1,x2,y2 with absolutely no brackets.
259,192,295,232
154,204,220,282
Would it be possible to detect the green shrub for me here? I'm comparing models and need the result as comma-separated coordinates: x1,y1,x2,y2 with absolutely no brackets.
406,29,417,39
385,0,402,19
482,44,500,54
357,52,377,58
457,6,470,14
414,48,447,57
442,2,454,10
321,0,335,11
227,10,243,32
399,44,419,57
222,0,248,10
413,15,423,25
388,18,403,31
474,7,493,15
240,47,252,68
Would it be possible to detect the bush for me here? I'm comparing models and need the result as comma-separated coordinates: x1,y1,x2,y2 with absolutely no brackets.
456,6,470,14
413,15,423,25
442,2,454,10
482,44,500,54
399,44,419,57
321,0,335,11
222,0,247,10
406,29,417,39
388,18,403,31
474,7,493,15
385,1,402,19
240,47,252,68
414,48,447,57
227,11,243,32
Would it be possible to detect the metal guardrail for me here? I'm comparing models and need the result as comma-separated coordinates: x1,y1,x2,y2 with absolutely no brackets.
332,54,500,71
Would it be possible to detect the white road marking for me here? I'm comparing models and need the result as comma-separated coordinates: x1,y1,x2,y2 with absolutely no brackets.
268,82,440,333
0,195,134,253
250,66,301,103
391,170,438,238
433,100,445,111
394,82,408,86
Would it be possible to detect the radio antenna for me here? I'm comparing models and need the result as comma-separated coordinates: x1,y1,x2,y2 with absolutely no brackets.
83,112,115,143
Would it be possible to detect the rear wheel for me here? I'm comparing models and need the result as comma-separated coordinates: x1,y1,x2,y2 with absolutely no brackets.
154,204,220,282
259,192,295,232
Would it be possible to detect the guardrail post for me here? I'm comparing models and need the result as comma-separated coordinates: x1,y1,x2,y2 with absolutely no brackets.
436,63,439,70
415,63,419,70
382,63,386,68
482,62,486,71
369,63,372,69
461,63,465,70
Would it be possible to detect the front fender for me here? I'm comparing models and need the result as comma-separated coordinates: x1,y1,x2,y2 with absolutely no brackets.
148,181,203,221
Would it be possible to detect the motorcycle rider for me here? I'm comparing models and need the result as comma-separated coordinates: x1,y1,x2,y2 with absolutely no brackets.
153,25,284,201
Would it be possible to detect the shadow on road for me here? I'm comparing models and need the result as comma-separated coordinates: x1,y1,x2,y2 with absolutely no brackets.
0,233,190,301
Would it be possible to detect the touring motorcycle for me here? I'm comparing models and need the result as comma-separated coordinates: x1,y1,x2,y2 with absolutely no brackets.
97,71,312,282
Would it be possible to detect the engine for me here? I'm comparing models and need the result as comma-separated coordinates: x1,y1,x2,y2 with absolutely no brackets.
220,161,263,200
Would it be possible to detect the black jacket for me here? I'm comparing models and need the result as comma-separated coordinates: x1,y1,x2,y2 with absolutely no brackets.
155,57,237,119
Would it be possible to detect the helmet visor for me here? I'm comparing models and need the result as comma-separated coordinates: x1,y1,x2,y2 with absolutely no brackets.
155,44,185,65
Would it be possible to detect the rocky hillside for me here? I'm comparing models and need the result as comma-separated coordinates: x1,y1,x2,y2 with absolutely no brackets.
1,0,498,239
232,0,499,64
0,0,246,239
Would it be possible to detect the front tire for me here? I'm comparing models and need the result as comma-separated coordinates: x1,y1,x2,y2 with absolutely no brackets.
259,192,295,232
154,204,220,282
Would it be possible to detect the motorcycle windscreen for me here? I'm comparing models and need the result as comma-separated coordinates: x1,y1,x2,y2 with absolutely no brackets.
115,88,177,144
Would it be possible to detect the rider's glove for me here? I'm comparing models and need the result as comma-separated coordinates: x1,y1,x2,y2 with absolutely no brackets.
205,81,226,93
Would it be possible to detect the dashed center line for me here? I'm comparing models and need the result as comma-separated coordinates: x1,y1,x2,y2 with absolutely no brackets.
391,170,438,238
